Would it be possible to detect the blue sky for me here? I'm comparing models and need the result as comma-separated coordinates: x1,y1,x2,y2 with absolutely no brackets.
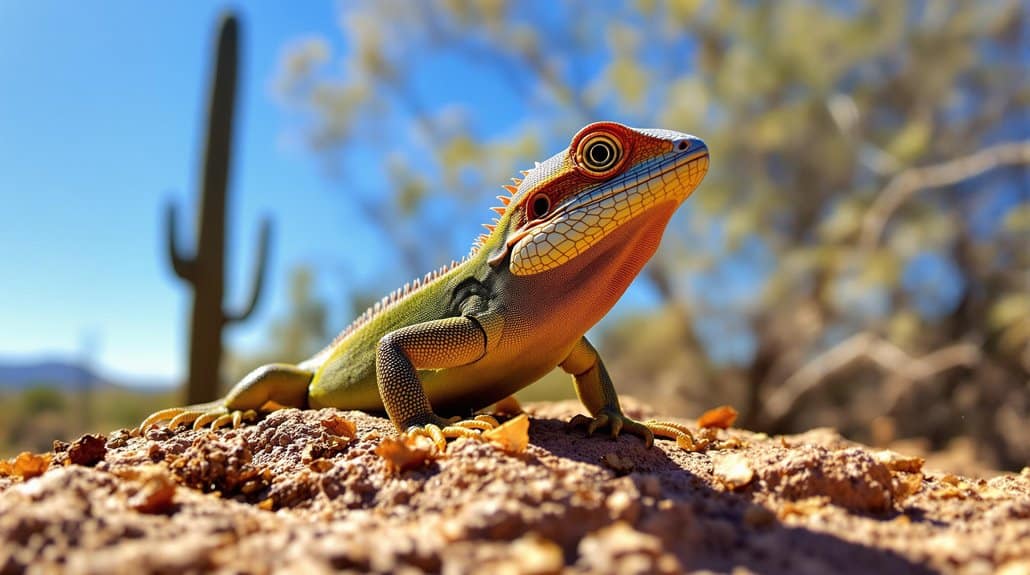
2,3,1012,382
0,3,383,380
0,2,685,383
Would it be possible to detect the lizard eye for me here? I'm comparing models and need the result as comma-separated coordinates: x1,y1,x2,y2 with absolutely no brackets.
530,194,551,219
576,132,623,176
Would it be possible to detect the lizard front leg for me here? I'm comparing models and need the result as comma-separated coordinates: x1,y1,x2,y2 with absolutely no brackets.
376,315,500,447
561,337,691,448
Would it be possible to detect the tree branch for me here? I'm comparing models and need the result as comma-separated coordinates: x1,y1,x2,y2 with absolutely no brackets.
859,141,1030,251
882,342,984,414
763,332,981,426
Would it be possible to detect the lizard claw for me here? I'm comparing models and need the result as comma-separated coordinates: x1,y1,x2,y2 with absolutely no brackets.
405,414,501,450
139,403,256,433
406,423,449,451
568,410,655,448
139,401,220,432
192,408,228,429
450,414,500,431
643,419,695,444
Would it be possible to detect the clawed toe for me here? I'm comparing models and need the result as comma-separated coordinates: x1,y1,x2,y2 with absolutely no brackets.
644,420,695,443
139,403,256,433
450,414,500,431
567,411,654,447
406,424,448,450
405,414,502,450
192,409,226,429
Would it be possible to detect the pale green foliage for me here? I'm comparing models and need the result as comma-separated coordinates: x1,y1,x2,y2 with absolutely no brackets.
274,0,1028,468
226,266,328,383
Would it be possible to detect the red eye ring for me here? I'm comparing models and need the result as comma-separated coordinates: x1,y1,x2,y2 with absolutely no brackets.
530,194,551,219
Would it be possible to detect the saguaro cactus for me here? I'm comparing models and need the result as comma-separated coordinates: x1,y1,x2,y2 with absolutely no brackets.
166,13,272,404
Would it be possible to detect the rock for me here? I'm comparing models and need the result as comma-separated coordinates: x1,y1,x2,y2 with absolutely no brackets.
0,400,1027,574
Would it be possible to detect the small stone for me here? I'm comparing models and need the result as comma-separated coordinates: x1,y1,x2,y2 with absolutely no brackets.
68,434,107,467
128,465,176,514
714,453,754,490
601,452,635,476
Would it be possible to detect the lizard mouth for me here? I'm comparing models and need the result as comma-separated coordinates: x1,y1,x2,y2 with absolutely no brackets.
503,145,709,276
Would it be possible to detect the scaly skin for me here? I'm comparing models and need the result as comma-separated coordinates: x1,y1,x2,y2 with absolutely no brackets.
142,122,710,448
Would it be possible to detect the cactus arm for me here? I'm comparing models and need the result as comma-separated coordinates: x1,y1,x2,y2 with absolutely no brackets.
166,201,196,282
225,216,271,324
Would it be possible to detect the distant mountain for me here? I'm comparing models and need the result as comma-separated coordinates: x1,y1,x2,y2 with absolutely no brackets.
0,358,173,391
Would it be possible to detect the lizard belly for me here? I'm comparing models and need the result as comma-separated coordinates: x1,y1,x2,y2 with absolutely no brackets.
421,334,577,415
307,352,384,411
420,361,552,415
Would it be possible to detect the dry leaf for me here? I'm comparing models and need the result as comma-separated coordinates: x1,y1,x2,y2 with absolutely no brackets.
320,414,357,439
714,453,753,490
308,459,334,473
0,452,51,479
892,472,924,501
376,435,438,472
698,405,738,429
779,496,831,519
875,450,924,473
482,414,529,453
716,436,746,450
931,486,966,500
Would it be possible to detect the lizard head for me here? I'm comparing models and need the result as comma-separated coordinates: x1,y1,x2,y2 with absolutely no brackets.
484,122,709,276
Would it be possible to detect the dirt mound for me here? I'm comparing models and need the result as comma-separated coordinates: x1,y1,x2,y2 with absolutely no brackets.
1,400,1027,574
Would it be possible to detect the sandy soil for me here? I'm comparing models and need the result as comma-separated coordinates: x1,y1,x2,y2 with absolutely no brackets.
0,400,1027,574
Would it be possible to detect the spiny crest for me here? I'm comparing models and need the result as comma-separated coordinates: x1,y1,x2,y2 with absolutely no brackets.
329,257,468,346
469,163,535,256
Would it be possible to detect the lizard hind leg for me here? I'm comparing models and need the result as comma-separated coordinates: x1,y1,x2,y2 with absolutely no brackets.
139,363,314,432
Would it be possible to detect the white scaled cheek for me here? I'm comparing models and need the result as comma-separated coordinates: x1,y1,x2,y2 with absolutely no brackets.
509,212,603,276
510,232,563,276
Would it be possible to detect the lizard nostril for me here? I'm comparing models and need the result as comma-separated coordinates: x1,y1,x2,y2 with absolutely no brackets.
676,140,689,151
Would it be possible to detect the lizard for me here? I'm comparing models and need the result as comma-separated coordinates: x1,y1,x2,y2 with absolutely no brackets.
141,121,710,448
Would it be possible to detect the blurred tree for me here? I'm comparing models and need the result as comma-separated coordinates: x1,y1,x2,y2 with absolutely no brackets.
267,266,329,364
274,1,1028,468
19,386,67,415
